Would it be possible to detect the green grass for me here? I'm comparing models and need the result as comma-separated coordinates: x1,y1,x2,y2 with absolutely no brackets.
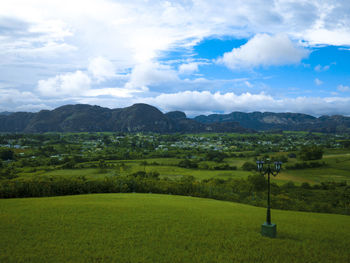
0,194,349,263
16,150,350,184
280,153,350,184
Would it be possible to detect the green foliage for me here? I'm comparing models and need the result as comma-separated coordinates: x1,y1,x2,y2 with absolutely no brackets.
205,151,226,162
0,148,15,161
178,159,198,169
242,161,256,171
299,145,324,161
286,161,327,170
212,163,237,170
248,174,267,192
0,173,348,215
0,166,18,179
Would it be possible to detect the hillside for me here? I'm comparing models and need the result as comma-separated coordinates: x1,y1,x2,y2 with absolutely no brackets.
195,111,350,132
0,194,349,263
0,104,249,133
2,103,350,133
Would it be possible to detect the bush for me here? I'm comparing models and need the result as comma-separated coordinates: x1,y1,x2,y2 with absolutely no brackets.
299,145,324,161
205,151,226,162
285,161,326,170
0,148,15,161
178,159,198,169
248,174,267,192
212,164,237,170
242,162,256,171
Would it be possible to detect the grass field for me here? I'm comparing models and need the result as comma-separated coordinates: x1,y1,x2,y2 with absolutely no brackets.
15,150,350,185
1,193,349,263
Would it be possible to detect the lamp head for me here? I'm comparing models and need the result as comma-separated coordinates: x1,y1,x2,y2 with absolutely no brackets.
256,160,264,171
274,161,282,172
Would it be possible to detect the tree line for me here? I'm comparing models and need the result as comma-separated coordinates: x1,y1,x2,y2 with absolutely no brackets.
0,172,348,215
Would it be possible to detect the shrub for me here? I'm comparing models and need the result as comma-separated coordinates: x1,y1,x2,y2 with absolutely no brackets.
242,161,256,171
178,159,198,169
299,145,324,161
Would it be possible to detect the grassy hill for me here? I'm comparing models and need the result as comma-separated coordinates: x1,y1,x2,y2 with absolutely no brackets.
1,194,349,263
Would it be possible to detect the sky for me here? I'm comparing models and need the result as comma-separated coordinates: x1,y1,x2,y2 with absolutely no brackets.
1,0,350,117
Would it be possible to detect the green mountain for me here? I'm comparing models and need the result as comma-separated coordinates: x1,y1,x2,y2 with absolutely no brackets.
2,103,350,133
0,103,249,133
194,111,350,132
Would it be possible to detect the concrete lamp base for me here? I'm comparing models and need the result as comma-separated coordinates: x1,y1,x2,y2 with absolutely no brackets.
261,222,277,238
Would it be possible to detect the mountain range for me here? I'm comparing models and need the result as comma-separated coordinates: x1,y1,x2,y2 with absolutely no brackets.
1,103,349,133
0,104,248,133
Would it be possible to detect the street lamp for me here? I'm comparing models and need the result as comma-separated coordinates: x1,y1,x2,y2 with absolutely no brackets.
256,160,282,238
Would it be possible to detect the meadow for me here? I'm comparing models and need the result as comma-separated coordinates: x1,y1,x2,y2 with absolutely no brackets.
16,150,350,185
1,193,349,263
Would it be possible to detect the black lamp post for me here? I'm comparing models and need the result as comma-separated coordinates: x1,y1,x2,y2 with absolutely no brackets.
256,160,282,238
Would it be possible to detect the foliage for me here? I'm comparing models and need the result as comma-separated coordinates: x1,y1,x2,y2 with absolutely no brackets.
0,148,15,161
242,161,256,171
212,163,237,170
285,161,327,170
205,151,226,162
0,173,348,215
299,145,324,161
178,159,198,169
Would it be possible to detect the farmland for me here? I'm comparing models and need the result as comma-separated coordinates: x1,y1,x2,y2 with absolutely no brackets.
1,132,350,184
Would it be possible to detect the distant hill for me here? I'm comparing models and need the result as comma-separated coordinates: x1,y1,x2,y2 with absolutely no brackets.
0,111,13,116
194,111,350,133
0,104,250,133
2,103,350,133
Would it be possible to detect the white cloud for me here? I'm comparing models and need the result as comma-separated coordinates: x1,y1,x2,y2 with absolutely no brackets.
125,62,178,89
2,0,350,115
179,63,199,75
37,70,91,97
143,90,350,117
315,78,323,85
338,85,350,92
0,88,46,112
314,63,334,72
217,34,309,69
88,57,116,82
84,87,147,98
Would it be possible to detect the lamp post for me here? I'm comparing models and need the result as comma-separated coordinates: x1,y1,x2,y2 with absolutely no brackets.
256,160,282,238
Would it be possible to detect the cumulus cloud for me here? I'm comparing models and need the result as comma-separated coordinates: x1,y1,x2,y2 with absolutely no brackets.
88,57,116,82
84,87,147,98
217,34,310,69
0,88,47,112
2,0,350,115
179,63,199,75
143,90,350,117
37,68,148,99
125,62,178,89
37,70,91,97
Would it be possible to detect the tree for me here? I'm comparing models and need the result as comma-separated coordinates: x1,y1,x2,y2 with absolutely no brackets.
248,174,267,192
98,159,108,173
0,148,14,161
205,151,226,162
242,161,256,171
299,145,324,161
178,159,198,169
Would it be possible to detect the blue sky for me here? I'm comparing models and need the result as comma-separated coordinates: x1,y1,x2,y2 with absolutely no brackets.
1,0,350,116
